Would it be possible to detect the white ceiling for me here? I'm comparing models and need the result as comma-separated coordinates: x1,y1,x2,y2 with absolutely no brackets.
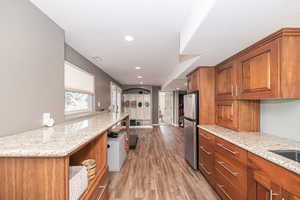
31,0,300,90
180,0,300,65
30,0,195,86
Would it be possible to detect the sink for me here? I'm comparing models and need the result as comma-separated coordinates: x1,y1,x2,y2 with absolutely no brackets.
269,150,300,163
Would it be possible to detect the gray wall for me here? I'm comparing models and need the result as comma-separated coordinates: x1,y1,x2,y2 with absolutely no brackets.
65,44,120,111
0,1,121,137
0,0,65,137
261,99,300,141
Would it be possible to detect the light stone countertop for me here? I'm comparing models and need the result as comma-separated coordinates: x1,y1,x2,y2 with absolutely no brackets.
198,125,300,176
0,112,129,157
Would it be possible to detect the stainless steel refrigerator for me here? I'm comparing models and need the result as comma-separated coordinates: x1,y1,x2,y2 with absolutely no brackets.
183,92,198,169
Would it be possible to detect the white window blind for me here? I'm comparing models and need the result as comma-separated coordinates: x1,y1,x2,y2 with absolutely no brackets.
64,61,95,94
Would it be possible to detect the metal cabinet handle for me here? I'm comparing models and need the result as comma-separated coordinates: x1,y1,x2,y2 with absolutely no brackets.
217,160,238,176
217,143,238,155
199,163,212,175
217,184,233,200
200,146,212,155
270,190,280,200
235,84,238,97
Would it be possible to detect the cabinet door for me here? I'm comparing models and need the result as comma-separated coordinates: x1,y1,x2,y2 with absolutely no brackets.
282,190,300,200
216,101,238,130
251,171,282,200
187,75,192,93
238,40,279,99
191,70,199,92
187,70,199,93
216,61,237,100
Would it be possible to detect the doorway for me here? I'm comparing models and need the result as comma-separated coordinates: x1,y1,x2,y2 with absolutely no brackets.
158,91,173,125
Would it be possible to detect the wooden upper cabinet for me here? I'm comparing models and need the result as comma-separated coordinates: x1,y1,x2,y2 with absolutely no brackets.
216,28,300,100
237,40,279,99
216,100,238,130
187,69,199,93
216,100,260,132
215,61,237,100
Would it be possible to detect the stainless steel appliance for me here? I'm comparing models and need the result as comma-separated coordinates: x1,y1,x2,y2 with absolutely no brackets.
184,92,198,169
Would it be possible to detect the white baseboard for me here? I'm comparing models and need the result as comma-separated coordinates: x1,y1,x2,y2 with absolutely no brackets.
130,125,153,129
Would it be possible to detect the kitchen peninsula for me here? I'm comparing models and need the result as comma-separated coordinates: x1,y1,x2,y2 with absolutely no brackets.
0,112,129,200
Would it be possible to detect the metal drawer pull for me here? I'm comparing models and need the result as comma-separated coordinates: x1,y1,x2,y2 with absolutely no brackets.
217,143,238,155
231,85,234,96
201,134,211,140
199,163,212,175
200,146,212,155
217,161,238,176
270,190,280,200
217,184,233,200
96,184,107,200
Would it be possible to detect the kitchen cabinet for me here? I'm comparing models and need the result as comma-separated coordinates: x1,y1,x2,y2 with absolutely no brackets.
282,190,300,200
187,69,199,93
216,100,260,132
187,67,215,125
247,152,300,200
199,129,215,185
199,128,247,200
237,39,279,99
214,137,247,200
216,28,300,100
215,60,238,100
198,67,215,125
199,128,300,200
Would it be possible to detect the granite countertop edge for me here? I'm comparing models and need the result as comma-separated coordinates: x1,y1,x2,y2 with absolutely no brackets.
0,112,129,158
198,125,300,176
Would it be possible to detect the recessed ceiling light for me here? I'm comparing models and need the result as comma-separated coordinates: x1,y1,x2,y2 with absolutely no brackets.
135,66,141,70
140,82,143,84
137,75,143,79
125,35,134,42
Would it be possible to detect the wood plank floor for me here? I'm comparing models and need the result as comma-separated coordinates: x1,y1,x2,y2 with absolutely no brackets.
108,126,220,200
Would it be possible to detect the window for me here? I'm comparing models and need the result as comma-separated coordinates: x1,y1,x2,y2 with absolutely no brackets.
110,82,122,113
64,61,95,115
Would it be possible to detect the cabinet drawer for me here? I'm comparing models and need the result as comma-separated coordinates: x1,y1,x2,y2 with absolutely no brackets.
215,154,247,193
199,129,215,153
199,129,215,144
215,169,245,200
199,148,214,184
215,137,247,164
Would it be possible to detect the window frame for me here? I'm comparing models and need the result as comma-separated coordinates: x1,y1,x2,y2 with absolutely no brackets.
64,61,95,116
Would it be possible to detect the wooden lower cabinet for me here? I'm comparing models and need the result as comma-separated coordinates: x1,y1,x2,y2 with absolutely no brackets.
199,129,215,185
199,128,300,200
215,169,245,200
247,152,300,200
0,132,109,200
282,190,300,200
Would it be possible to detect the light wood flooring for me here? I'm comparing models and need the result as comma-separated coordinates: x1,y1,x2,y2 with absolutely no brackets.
108,126,220,200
